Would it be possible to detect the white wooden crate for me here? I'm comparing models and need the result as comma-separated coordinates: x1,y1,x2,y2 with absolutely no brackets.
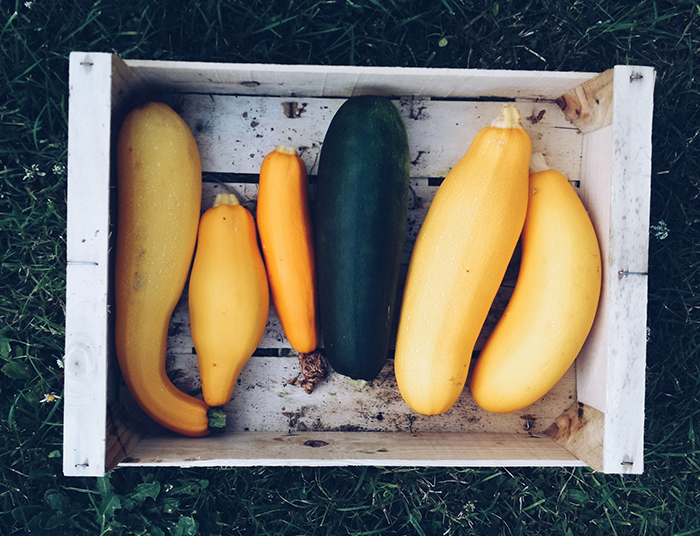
64,52,654,476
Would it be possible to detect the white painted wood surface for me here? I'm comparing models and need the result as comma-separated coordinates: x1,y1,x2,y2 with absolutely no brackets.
124,59,596,100
160,93,582,180
63,53,653,475
64,53,114,476
601,66,653,474
575,125,613,413
160,355,575,435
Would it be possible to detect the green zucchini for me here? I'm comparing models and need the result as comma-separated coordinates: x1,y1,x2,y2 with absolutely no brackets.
314,95,410,380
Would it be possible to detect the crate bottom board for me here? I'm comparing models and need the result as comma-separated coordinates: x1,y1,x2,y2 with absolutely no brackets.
160,356,576,435
116,431,586,469
106,356,602,470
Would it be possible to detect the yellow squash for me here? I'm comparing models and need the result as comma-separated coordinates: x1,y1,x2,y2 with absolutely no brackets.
114,101,210,437
394,104,532,416
470,153,602,413
256,146,318,354
188,193,270,407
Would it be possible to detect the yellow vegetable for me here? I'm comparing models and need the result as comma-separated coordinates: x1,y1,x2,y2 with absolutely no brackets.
114,101,210,437
470,153,602,413
256,146,318,354
394,104,531,416
188,193,270,407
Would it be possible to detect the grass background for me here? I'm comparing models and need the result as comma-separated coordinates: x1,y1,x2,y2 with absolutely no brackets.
1,0,699,534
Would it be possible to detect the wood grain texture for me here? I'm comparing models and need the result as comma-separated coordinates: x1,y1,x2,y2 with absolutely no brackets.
159,355,576,435
555,69,614,133
160,94,582,182
601,66,654,474
119,431,584,468
124,60,596,100
105,403,146,472
64,53,116,477
544,402,604,471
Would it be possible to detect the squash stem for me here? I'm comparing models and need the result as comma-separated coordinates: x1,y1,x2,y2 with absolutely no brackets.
529,152,550,174
213,193,240,208
207,407,227,433
274,145,298,156
491,104,524,129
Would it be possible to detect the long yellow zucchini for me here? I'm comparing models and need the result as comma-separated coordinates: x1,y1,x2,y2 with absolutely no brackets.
470,153,602,413
114,101,210,437
394,104,532,416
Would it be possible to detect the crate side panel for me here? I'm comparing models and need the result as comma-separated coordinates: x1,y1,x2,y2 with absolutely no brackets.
64,52,114,477
124,59,596,100
118,431,584,468
601,66,654,474
575,125,613,413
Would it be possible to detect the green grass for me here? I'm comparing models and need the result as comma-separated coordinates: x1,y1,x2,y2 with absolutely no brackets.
2,0,700,534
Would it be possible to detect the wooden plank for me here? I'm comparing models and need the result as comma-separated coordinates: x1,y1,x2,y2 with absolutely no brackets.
160,355,576,436
105,403,146,472
158,93,582,182
600,66,654,474
555,69,614,133
124,59,597,100
544,402,604,471
574,126,613,413
118,431,584,468
64,52,114,477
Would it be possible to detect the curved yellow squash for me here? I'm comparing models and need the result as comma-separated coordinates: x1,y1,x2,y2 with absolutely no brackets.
470,154,602,413
189,193,270,407
394,104,532,416
114,101,210,437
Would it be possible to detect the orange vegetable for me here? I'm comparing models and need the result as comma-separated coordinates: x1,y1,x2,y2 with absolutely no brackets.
256,146,318,354
188,193,270,407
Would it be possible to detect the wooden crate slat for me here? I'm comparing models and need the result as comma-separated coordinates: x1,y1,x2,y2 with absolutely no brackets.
64,52,115,477
574,125,613,413
600,66,654,474
119,431,585,468
161,355,576,436
158,93,582,182
124,60,597,101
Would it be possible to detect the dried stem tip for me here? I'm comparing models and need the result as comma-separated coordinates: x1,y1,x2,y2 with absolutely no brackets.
491,104,524,129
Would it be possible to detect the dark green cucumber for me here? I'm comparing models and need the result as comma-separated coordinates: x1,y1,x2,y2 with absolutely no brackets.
314,95,410,381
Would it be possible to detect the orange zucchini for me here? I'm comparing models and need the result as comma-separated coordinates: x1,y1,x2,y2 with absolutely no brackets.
114,101,210,437
188,193,270,407
470,153,602,413
256,146,318,354
394,104,532,416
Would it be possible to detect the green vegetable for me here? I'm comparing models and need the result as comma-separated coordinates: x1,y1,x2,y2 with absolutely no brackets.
314,95,410,381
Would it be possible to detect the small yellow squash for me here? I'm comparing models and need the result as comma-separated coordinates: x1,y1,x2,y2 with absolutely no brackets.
394,104,532,416
114,101,210,437
188,193,270,407
470,153,602,413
